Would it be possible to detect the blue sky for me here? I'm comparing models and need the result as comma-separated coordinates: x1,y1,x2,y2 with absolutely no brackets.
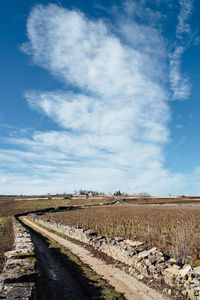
0,0,200,195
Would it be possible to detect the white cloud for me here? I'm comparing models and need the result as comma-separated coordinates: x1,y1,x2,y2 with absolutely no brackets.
0,177,8,184
22,4,167,101
169,46,191,100
122,0,163,24
169,0,193,100
176,0,193,39
0,3,196,195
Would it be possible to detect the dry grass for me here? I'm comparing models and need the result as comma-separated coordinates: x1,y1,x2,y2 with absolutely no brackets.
0,198,71,217
67,197,115,206
125,197,200,205
0,217,14,272
41,205,200,266
0,197,115,218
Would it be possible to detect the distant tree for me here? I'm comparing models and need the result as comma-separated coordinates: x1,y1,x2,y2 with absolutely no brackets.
114,190,122,196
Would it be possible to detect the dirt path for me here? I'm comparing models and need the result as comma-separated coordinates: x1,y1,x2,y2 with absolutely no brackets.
21,216,169,300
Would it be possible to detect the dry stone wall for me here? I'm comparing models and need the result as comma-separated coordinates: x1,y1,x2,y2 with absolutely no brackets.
0,218,37,300
31,215,200,300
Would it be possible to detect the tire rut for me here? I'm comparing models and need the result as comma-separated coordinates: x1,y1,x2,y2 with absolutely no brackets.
18,218,89,300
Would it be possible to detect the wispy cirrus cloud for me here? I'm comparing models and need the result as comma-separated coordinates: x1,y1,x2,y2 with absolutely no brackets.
169,46,191,100
176,0,193,39
169,0,193,100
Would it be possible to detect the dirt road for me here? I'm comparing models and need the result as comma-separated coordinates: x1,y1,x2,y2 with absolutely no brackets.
21,216,169,300
18,217,89,300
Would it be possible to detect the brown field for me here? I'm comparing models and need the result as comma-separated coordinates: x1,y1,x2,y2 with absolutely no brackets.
0,217,14,272
0,196,200,269
125,196,200,205
0,194,199,219
0,196,116,218
41,205,200,266
0,198,70,217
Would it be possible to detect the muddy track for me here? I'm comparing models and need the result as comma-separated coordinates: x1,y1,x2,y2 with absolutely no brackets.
17,217,91,300
20,216,169,300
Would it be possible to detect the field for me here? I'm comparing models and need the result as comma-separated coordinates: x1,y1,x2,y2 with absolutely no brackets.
0,196,115,218
0,196,200,269
40,205,200,266
125,196,200,205
1,194,200,218
0,217,14,272
0,198,70,217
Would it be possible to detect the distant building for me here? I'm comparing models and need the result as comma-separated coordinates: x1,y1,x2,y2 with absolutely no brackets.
87,191,94,197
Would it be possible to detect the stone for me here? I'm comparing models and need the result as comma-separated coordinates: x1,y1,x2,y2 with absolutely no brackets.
128,267,133,272
136,244,147,252
119,241,126,249
192,278,200,286
172,264,180,269
156,255,165,263
126,245,135,256
144,259,151,266
188,289,200,300
164,267,179,276
155,264,164,273
0,282,35,300
168,289,172,295
110,239,116,246
163,273,175,286
124,240,144,247
115,237,124,242
152,273,160,280
84,229,97,237
178,265,192,277
194,266,200,276
2,270,37,285
148,255,157,264
168,258,176,264
137,247,157,260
